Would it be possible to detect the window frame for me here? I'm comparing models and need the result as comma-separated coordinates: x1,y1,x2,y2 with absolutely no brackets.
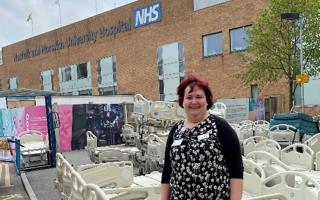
202,31,224,58
40,69,54,91
62,67,72,82
78,89,92,96
77,63,88,79
157,41,185,101
97,56,117,95
229,24,252,53
250,84,259,100
98,86,117,95
8,76,18,90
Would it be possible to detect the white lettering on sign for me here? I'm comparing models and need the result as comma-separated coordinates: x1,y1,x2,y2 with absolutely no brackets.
134,2,162,28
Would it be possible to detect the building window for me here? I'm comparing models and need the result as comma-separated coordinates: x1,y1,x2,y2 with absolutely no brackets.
79,89,92,95
97,56,117,95
40,69,54,91
203,32,223,57
8,77,18,90
59,62,92,95
250,84,260,112
61,67,72,82
62,92,73,96
250,84,259,101
77,63,88,79
193,0,231,11
157,41,185,101
98,86,117,95
0,48,3,65
230,25,252,52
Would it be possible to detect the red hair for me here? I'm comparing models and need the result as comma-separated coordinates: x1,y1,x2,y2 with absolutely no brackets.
177,74,213,109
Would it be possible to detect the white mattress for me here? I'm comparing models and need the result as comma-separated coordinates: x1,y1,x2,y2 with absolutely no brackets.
145,171,162,182
101,174,161,199
302,170,320,184
132,175,161,188
95,145,140,154
21,141,47,155
242,191,255,199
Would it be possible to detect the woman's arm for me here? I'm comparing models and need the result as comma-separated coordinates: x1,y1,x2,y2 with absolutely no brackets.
160,183,170,200
215,116,243,199
230,178,243,200
160,124,177,200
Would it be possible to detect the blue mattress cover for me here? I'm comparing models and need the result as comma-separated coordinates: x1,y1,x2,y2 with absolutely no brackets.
272,113,316,122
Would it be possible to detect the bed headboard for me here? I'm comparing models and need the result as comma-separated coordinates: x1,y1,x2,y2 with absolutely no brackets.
19,130,45,144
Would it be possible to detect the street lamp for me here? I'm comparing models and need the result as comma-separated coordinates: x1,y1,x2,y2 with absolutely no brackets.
281,12,304,113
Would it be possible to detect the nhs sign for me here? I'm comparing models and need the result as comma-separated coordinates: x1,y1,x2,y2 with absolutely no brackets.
133,2,162,28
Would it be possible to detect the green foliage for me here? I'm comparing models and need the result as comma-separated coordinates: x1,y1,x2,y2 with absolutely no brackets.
235,0,320,86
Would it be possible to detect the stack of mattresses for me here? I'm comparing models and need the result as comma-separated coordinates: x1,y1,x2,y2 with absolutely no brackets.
270,113,319,136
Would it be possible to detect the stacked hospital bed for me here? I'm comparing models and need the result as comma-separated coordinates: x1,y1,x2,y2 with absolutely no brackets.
76,96,320,199
19,130,50,169
58,133,320,200
242,132,320,200
86,131,139,164
85,94,181,174
56,147,320,200
55,153,161,200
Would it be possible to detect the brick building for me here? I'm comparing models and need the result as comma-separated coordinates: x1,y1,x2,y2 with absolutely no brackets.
0,0,319,118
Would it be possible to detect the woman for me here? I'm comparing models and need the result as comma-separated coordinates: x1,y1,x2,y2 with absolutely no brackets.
161,74,243,200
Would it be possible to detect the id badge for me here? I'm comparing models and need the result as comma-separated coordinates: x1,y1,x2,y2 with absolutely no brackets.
171,139,183,147
197,132,210,141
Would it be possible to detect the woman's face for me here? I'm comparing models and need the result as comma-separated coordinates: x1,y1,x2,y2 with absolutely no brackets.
182,85,208,118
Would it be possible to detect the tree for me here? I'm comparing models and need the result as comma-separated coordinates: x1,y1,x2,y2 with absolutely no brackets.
235,0,320,110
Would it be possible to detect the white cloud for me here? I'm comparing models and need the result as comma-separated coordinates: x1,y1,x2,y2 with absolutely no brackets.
0,0,136,47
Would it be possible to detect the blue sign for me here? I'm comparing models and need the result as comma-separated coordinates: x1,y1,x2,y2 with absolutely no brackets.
133,2,162,28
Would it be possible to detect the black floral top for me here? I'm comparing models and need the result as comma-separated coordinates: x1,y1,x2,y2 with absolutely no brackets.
161,114,243,200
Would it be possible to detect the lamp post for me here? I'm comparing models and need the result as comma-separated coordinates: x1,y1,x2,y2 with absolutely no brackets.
281,12,304,113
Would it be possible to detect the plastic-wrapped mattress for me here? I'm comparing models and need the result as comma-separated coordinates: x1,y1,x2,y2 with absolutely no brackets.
271,113,319,135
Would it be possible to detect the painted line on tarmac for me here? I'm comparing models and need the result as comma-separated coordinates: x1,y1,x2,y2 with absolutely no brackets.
0,163,13,188
0,194,23,200
4,163,12,187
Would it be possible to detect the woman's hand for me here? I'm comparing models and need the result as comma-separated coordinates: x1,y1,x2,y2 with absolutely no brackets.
160,183,170,200
230,178,243,200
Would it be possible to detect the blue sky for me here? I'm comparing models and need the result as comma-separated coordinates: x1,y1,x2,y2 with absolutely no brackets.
0,0,136,47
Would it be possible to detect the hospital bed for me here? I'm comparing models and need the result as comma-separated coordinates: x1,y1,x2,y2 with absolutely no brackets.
19,130,50,169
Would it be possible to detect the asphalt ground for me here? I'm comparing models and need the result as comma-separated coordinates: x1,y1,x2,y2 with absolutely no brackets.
24,150,92,200
0,149,92,200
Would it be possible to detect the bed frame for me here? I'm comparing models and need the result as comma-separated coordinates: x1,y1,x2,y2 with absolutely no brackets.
19,130,50,169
